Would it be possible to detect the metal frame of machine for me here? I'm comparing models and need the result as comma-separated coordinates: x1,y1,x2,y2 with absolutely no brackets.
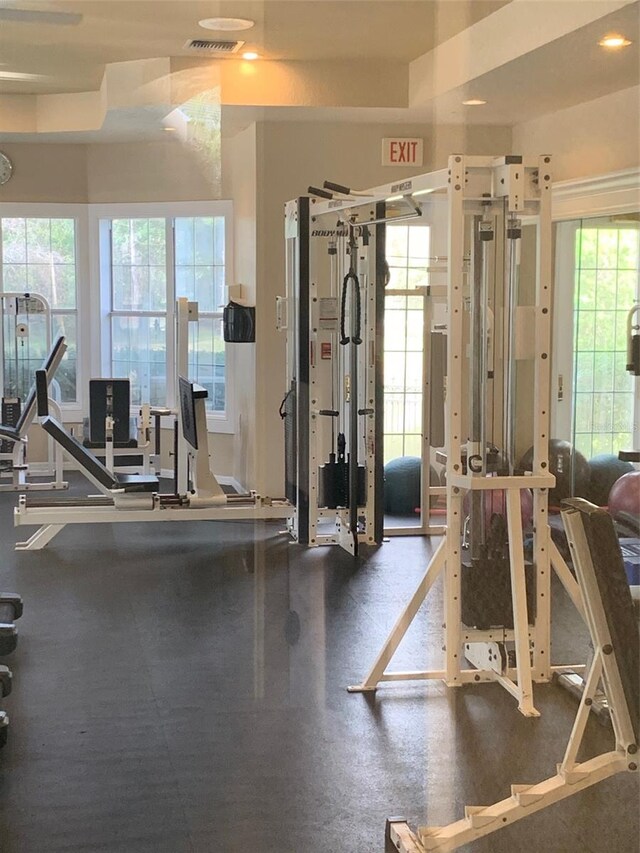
321,154,585,718
0,292,67,491
386,498,639,852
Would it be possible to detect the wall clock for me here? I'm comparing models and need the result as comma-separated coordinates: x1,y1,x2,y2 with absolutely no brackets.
0,152,13,185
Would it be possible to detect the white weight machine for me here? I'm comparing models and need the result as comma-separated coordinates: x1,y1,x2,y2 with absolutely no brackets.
0,292,67,491
280,186,404,554
13,298,293,550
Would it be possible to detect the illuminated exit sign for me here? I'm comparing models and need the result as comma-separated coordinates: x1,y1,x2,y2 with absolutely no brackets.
382,137,423,166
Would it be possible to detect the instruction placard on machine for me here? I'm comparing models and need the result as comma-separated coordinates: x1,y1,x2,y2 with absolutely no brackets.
318,298,339,331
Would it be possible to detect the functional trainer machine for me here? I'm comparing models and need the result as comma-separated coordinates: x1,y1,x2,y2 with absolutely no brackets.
279,190,388,554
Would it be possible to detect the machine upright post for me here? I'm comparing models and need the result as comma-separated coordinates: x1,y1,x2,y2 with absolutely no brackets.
444,155,466,685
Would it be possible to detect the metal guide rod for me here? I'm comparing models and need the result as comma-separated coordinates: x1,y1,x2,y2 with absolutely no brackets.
503,215,520,473
469,216,485,556
348,225,360,547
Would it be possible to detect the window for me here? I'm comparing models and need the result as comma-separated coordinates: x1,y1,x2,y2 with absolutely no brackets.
384,224,429,462
0,216,78,403
573,223,639,457
100,204,231,427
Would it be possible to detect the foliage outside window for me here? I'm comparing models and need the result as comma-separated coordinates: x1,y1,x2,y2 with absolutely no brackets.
109,216,226,413
573,226,639,457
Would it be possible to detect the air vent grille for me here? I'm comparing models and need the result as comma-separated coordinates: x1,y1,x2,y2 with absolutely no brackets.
185,38,245,53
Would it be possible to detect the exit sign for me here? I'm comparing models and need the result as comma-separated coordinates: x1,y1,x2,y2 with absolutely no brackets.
382,138,423,166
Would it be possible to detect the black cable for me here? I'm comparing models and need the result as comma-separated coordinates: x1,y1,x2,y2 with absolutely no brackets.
340,270,362,346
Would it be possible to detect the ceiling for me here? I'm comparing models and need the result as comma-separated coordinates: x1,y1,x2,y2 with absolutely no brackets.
0,0,509,95
0,0,638,142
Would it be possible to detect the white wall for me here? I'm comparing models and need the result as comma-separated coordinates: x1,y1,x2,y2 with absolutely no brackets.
513,85,640,182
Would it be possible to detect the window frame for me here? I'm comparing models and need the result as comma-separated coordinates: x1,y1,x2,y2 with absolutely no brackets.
551,168,640,452
0,203,89,422
89,200,235,434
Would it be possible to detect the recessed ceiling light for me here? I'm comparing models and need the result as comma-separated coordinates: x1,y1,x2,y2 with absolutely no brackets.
199,17,254,31
598,34,632,48
463,98,487,106
242,51,259,61
163,126,177,133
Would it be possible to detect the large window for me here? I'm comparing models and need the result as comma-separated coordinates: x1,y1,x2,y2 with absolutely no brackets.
384,224,429,462
0,216,78,403
573,223,639,457
103,207,230,421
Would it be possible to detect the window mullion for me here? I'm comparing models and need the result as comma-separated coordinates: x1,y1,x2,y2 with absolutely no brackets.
166,217,176,409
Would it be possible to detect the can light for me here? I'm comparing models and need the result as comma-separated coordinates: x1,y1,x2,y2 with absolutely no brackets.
598,34,632,48
462,99,487,106
242,51,259,61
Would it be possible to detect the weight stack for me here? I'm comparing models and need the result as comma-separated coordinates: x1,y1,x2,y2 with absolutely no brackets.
1,398,21,455
318,459,366,509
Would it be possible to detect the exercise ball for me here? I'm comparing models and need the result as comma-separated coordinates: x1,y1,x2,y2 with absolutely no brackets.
384,457,436,515
608,471,640,526
587,453,634,506
463,488,534,531
519,439,590,506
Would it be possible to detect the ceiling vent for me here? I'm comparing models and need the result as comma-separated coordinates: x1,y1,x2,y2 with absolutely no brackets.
184,38,245,54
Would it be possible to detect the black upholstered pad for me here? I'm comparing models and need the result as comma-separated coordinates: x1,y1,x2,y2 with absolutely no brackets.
565,498,639,742
41,415,158,495
114,473,159,492
0,425,20,442
41,416,116,490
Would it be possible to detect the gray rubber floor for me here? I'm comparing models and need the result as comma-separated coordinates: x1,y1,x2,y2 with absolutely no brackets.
0,476,638,852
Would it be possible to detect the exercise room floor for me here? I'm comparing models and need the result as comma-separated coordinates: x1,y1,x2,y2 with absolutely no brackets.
0,476,638,853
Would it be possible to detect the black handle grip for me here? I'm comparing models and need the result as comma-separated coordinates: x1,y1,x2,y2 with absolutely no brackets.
324,181,350,195
308,186,333,200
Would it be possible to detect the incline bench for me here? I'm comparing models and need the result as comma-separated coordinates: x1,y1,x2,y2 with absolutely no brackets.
386,497,639,852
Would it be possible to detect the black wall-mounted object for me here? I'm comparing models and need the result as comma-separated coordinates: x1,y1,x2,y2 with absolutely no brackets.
223,302,256,343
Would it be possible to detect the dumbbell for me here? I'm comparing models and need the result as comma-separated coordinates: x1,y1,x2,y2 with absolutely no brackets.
0,594,23,656
0,665,11,750
0,713,7,749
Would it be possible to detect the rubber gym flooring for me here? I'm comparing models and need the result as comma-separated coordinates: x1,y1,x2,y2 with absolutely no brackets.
0,475,638,853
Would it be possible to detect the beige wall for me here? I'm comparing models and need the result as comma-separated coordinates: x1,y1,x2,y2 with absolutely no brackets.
0,137,231,203
227,124,258,491
87,139,229,203
254,121,513,494
513,85,640,182
0,143,88,202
